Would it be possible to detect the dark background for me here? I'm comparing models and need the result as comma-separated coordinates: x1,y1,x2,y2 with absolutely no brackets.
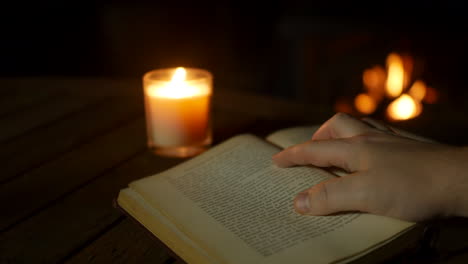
1,0,467,141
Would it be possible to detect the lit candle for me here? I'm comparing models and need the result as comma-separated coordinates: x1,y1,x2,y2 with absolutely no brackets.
143,67,212,157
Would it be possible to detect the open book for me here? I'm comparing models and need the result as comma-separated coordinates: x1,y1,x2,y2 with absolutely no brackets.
117,126,422,264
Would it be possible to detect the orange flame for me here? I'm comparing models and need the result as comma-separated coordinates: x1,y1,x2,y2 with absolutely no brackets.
423,86,439,104
354,93,377,115
408,80,426,101
147,67,208,99
356,52,436,121
363,66,386,102
385,53,405,98
401,54,414,88
387,94,422,121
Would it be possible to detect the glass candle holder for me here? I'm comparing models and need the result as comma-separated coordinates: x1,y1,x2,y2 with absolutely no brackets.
143,67,213,158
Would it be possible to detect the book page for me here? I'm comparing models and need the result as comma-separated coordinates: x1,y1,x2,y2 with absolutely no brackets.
266,125,320,149
129,134,414,264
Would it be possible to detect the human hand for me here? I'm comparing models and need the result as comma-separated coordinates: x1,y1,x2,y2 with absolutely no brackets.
272,113,468,222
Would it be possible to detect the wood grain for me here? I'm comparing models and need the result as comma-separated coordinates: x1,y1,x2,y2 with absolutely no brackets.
0,88,58,117
213,89,333,123
1,78,467,264
0,94,105,143
0,151,181,263
0,118,146,232
64,219,173,264
0,96,143,184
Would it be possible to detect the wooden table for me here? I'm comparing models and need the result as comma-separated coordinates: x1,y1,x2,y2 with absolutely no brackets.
0,78,467,264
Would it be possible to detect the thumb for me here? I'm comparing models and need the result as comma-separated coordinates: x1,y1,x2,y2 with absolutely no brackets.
294,173,367,215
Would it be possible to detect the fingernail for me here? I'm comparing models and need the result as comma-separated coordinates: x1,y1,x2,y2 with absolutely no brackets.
295,192,311,214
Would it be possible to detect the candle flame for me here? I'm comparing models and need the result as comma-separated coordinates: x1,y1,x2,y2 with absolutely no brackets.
148,67,207,99
171,67,187,83
385,53,405,98
387,94,422,121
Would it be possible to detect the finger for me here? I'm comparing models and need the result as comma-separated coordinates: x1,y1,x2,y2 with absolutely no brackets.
294,173,368,215
312,112,375,141
272,139,357,172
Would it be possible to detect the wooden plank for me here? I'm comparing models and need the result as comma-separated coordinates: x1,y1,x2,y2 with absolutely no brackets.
0,79,284,263
0,106,255,262
0,79,143,111
0,86,261,231
0,77,331,125
0,150,181,263
213,89,334,123
0,118,146,232
442,251,468,264
0,96,143,184
64,219,173,264
11,110,256,264
210,107,259,144
421,218,468,264
0,78,139,97
433,218,468,253
0,94,105,143
0,88,58,117
0,78,139,118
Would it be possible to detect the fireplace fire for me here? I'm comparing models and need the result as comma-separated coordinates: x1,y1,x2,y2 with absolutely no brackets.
350,52,438,122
